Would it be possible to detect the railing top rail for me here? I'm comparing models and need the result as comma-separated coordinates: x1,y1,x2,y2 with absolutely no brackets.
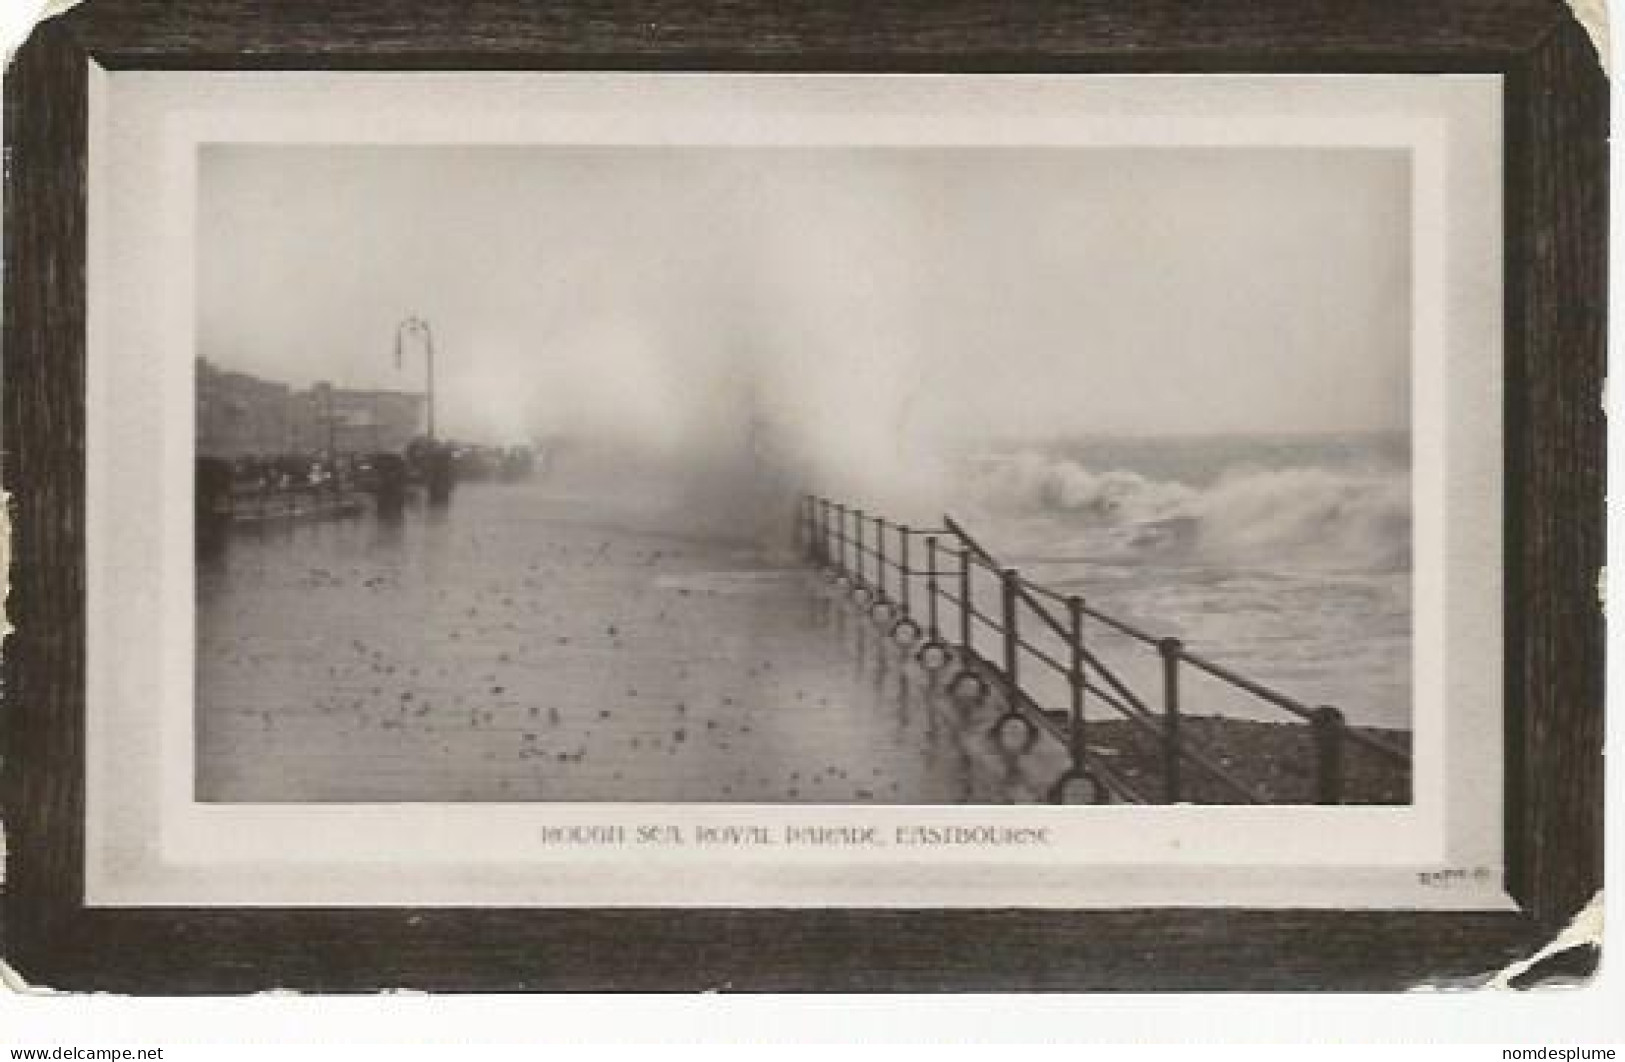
1077,602,1163,647
964,552,1001,575
1019,578,1072,609
942,513,998,566
1013,580,1072,644
1173,647,1315,723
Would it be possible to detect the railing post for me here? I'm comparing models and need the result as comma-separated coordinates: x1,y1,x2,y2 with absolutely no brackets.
854,509,866,589
1158,638,1183,803
898,526,911,613
1313,704,1346,805
838,506,851,578
929,542,942,639
818,498,830,565
877,519,890,604
826,498,835,568
1001,568,1021,689
1067,595,1087,764
958,548,973,651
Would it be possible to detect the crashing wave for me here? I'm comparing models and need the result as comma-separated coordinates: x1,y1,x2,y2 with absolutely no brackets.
970,450,1411,571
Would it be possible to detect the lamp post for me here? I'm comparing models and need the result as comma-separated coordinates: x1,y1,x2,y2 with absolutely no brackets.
395,315,436,441
396,315,452,506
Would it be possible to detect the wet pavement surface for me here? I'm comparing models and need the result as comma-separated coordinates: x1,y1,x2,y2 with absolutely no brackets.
197,474,1064,803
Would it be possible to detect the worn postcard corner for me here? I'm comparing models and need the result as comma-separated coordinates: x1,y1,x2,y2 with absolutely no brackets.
0,956,52,995
2,0,79,72
1565,0,1611,75
1400,894,1604,992
1485,892,1604,991
1488,892,1606,990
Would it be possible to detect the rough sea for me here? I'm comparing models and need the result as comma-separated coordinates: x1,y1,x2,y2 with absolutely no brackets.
936,433,1411,731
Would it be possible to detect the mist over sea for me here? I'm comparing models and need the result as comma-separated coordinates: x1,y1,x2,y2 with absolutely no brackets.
932,432,1411,731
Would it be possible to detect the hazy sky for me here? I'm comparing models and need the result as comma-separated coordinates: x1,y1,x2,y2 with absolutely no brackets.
199,145,1409,456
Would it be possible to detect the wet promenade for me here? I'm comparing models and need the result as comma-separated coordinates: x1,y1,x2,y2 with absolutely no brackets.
197,463,1064,803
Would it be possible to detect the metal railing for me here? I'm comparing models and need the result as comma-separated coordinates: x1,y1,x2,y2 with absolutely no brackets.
797,494,1411,805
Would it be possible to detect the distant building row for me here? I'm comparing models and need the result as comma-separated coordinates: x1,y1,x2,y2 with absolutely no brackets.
197,358,426,458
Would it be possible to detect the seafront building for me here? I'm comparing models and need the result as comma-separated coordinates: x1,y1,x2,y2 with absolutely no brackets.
196,357,426,458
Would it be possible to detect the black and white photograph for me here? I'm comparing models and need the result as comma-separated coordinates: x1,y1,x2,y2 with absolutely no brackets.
193,140,1414,806
4,0,1607,1006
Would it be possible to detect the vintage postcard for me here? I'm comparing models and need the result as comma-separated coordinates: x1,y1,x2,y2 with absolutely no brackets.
82,71,1505,909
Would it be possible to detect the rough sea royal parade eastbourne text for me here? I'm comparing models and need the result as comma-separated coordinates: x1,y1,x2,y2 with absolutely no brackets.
533,824,1053,847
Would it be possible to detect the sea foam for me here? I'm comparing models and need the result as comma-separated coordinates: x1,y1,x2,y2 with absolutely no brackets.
970,450,1410,571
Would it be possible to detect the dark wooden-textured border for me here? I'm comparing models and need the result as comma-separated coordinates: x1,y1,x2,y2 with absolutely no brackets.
1,0,1605,992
